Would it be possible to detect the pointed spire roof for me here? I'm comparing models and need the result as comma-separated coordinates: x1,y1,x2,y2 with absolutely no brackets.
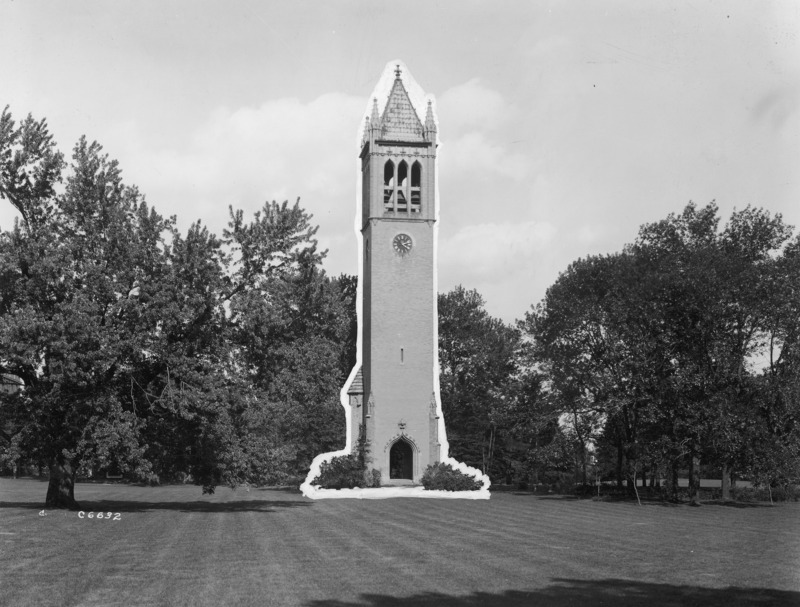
379,65,424,142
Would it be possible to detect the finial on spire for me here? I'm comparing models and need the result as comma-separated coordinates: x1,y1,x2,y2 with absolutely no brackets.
394,64,402,79
370,97,380,125
362,115,371,144
424,99,437,139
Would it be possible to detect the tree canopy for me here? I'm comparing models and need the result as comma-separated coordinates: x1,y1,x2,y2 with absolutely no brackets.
0,107,352,507
521,202,800,501
438,285,532,482
2,105,797,505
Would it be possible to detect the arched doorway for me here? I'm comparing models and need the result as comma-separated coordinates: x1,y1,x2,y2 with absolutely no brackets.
389,439,413,480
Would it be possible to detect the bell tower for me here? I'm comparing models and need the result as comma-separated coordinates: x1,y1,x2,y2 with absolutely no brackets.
355,65,440,483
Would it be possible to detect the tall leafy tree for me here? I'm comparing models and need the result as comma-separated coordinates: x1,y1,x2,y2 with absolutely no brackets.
227,251,354,475
1,108,342,506
1,130,177,507
438,285,522,480
743,232,800,498
631,203,792,502
520,253,659,491
523,202,795,502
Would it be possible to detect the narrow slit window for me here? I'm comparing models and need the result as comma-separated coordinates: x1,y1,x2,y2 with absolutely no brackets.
400,348,404,363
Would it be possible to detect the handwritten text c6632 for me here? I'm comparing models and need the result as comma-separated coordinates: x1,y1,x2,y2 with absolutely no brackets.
78,511,121,521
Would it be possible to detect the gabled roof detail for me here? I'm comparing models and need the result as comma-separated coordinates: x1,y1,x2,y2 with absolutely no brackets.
347,367,364,395
379,66,424,142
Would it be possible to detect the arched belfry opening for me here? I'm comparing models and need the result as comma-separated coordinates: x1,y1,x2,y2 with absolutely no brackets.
383,160,395,210
389,438,414,480
396,161,408,212
411,161,422,212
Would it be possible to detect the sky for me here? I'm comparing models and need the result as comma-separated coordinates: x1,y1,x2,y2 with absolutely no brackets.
1,1,798,324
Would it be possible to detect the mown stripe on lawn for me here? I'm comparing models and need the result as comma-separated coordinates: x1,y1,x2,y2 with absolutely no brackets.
1,480,799,607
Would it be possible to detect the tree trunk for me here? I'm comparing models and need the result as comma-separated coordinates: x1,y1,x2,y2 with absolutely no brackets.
45,457,80,509
626,460,638,497
579,445,588,486
721,463,731,501
571,408,588,485
615,440,624,489
486,425,495,476
631,467,641,506
668,461,679,502
688,451,701,506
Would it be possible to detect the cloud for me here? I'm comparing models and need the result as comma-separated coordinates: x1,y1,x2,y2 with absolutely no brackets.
527,35,574,61
103,93,367,277
95,78,542,289
431,81,534,238
441,132,529,183
437,79,513,133
576,224,603,244
138,93,364,216
751,86,800,131
438,220,557,283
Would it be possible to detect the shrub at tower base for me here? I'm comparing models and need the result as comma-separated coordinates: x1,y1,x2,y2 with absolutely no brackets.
312,437,381,489
420,463,482,491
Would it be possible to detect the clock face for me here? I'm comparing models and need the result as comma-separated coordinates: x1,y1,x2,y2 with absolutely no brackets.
393,233,413,255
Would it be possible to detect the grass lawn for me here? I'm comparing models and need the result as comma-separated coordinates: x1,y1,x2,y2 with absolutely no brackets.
0,479,798,607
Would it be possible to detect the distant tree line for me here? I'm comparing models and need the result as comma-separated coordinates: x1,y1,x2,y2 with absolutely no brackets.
2,107,798,506
520,203,800,504
438,203,800,505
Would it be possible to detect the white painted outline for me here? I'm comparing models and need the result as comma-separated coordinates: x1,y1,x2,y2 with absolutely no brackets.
301,60,490,500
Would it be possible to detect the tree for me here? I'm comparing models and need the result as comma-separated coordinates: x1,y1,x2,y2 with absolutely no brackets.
1,108,340,506
1,130,175,506
743,232,800,501
520,252,658,493
227,255,354,476
0,106,64,229
522,202,796,502
438,285,522,480
631,203,792,503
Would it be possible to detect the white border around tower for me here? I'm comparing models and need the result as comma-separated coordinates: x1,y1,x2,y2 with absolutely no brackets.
301,60,490,500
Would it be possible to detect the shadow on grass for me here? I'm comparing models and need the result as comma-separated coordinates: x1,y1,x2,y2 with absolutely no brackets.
529,494,678,507
263,485,304,493
528,494,584,500
522,493,778,508
305,579,799,607
702,500,777,508
592,498,776,509
0,499,312,513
